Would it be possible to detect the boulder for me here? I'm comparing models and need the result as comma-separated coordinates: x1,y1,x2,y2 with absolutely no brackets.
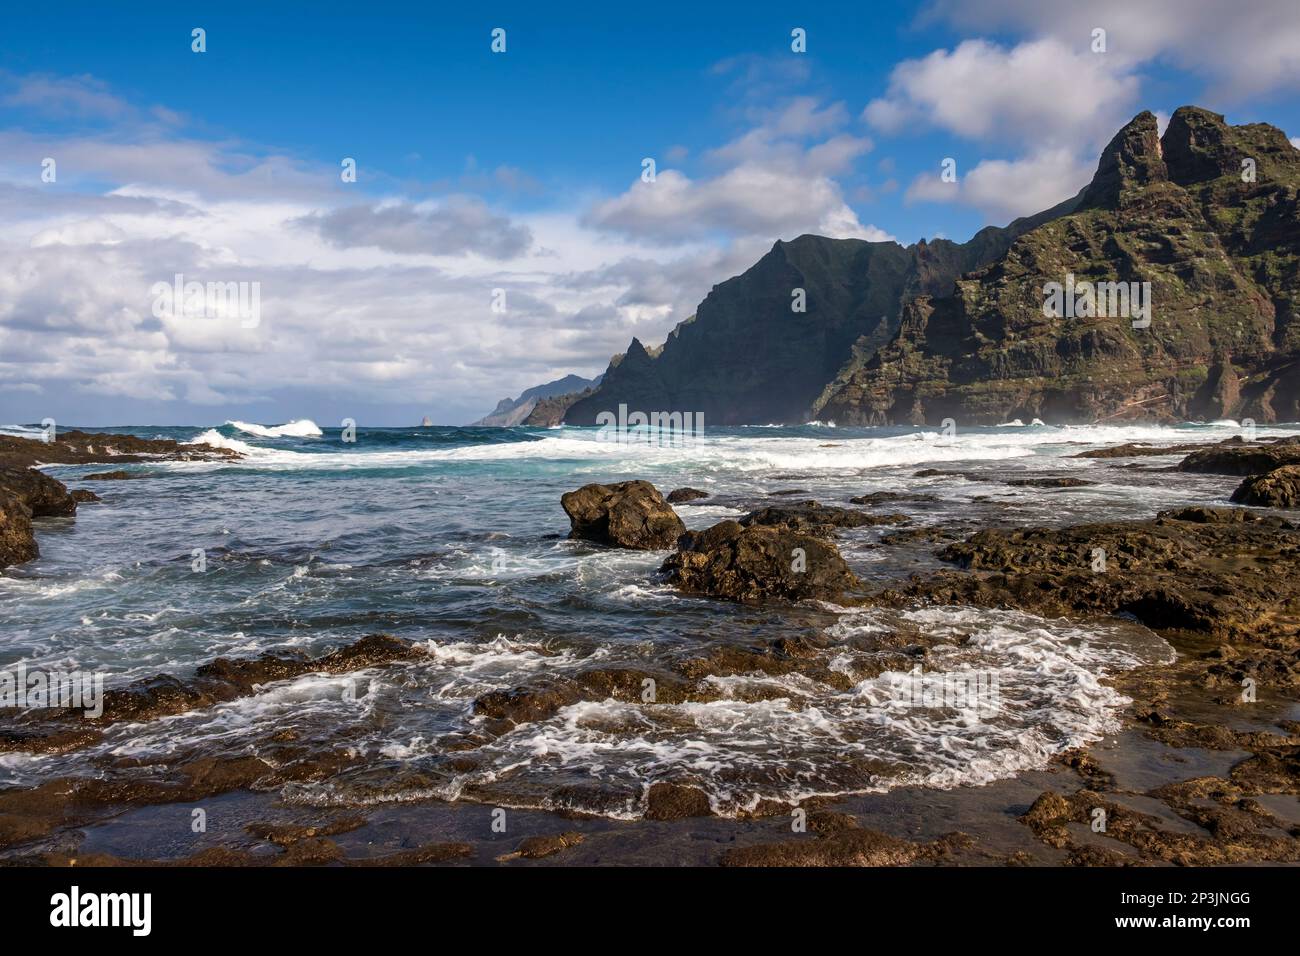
0,492,37,569
660,520,860,603
1231,466,1300,508
1179,444,1300,476
560,481,685,549
0,467,78,570
666,487,710,503
0,466,78,517
83,470,146,481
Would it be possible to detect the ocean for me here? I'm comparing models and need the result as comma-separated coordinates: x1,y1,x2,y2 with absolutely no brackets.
1,419,1286,819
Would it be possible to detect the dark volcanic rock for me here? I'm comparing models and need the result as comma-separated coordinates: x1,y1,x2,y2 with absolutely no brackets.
878,506,1300,640
1231,466,1300,508
0,493,37,569
1074,441,1213,459
666,487,710,503
70,489,101,503
740,500,910,535
0,634,420,749
1180,444,1300,475
0,430,239,469
563,219,1057,426
83,470,146,481
1005,476,1095,488
0,467,79,570
560,480,686,549
644,782,712,820
849,491,939,506
817,107,1300,425
660,520,861,603
721,814,972,867
520,388,594,426
0,467,78,517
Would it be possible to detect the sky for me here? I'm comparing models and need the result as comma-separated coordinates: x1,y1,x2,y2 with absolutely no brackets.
2,0,1299,426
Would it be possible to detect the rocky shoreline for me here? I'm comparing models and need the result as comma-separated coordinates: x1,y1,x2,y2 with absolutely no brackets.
1,430,1298,865
0,431,239,570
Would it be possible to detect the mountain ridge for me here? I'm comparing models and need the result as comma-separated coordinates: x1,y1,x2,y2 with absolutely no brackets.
496,105,1299,428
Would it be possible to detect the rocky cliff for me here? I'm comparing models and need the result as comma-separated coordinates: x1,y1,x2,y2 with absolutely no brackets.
817,107,1300,425
564,208,1071,425
472,374,601,426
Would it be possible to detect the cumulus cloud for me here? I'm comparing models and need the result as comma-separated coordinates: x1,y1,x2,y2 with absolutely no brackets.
864,38,1139,149
0,74,751,423
586,97,887,244
925,0,1300,100
905,149,1094,220
297,199,533,259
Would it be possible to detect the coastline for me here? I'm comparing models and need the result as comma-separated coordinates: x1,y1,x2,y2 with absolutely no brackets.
1,423,1298,865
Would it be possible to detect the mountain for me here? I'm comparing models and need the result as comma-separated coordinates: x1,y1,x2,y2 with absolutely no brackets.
817,107,1300,425
471,374,601,426
563,205,1080,426
520,387,596,426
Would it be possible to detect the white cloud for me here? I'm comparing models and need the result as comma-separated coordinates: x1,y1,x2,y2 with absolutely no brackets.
1,73,133,119
297,198,533,259
905,149,1093,221
864,38,1139,150
587,97,886,244
926,0,1300,100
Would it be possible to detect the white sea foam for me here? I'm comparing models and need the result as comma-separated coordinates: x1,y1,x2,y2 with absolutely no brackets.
0,424,47,438
227,419,323,438
161,420,1298,476
189,429,258,456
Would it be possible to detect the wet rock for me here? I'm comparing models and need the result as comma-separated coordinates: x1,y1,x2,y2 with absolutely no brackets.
740,500,909,535
83,470,146,481
877,506,1300,640
644,782,712,820
0,634,420,742
0,429,239,470
1004,476,1095,488
561,480,686,550
0,467,79,569
661,520,861,603
666,487,710,503
472,666,694,730
497,831,586,861
1231,466,1300,508
0,493,37,569
1179,443,1300,476
0,466,78,517
1074,441,1210,459
71,489,101,503
849,491,939,506
721,813,972,867
1021,787,1300,865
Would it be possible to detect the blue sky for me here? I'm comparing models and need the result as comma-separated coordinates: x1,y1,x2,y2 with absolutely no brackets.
2,0,1299,425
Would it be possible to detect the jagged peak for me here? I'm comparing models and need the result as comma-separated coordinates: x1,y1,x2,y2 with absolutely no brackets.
1079,110,1167,210
1162,104,1299,185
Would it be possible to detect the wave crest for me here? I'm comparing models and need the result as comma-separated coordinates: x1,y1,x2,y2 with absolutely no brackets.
227,419,323,438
